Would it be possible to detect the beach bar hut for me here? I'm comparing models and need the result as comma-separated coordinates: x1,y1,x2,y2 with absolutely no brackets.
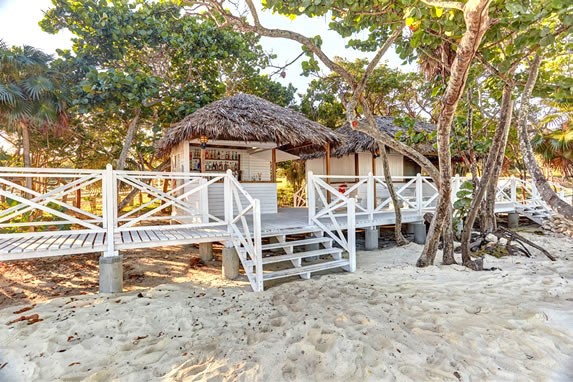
156,93,339,215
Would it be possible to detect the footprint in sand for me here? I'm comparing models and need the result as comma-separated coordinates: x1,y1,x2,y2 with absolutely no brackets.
308,328,338,353
334,313,350,328
270,317,286,327
349,312,370,326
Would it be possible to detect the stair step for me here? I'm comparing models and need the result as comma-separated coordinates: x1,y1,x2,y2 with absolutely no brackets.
261,237,331,251
262,248,342,265
260,227,322,238
263,259,350,281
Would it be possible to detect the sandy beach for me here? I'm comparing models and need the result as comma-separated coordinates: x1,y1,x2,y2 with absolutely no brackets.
0,232,572,381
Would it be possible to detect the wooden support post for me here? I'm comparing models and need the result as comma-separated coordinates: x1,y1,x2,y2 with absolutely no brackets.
75,188,81,209
354,153,359,181
200,147,206,173
271,148,277,183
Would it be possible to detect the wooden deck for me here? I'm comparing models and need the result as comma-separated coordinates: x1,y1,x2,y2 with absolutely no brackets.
0,227,232,261
0,202,529,262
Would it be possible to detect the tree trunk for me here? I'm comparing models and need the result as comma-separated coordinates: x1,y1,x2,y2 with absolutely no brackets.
460,78,514,267
442,204,457,265
517,54,573,218
416,0,492,267
20,121,33,191
117,108,141,170
380,146,408,246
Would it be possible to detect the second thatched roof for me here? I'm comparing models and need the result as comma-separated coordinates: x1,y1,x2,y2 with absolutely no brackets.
302,116,437,159
156,93,339,156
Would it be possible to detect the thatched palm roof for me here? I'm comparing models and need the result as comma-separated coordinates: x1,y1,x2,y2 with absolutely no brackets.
156,93,339,156
302,116,436,159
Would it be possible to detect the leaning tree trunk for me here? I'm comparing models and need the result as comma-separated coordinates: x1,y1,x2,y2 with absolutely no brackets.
117,108,141,171
20,121,33,191
483,73,517,232
518,54,573,218
380,146,408,246
416,0,492,267
460,78,514,266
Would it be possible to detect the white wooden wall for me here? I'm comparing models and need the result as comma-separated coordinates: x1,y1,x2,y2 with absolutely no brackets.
307,153,404,178
241,155,271,182
187,183,277,216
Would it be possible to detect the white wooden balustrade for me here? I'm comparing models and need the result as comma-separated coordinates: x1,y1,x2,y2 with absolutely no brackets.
0,167,107,259
2,165,572,292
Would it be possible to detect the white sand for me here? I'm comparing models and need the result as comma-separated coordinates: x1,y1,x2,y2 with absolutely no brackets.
1,232,572,381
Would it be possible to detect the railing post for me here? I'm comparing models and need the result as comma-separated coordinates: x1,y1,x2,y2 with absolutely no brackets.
416,173,423,215
510,176,517,204
347,197,356,272
101,169,108,230
367,171,374,225
307,171,315,225
224,170,234,233
531,181,540,205
451,174,461,204
104,164,116,257
253,199,263,292
199,177,209,224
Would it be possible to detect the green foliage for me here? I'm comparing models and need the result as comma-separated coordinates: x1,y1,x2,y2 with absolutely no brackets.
38,0,294,169
452,180,474,237
300,58,434,129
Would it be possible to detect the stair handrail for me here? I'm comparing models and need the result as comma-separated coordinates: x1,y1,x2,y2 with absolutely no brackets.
307,171,356,272
224,170,263,292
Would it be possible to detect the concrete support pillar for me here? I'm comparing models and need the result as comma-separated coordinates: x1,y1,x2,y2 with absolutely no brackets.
406,223,416,234
99,255,123,293
305,233,321,261
508,212,519,229
413,223,427,244
199,242,213,262
364,227,379,250
222,247,240,279
305,232,320,252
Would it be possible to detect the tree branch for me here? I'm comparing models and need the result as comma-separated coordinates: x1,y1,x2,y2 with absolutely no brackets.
197,0,358,87
420,0,464,11
346,28,401,122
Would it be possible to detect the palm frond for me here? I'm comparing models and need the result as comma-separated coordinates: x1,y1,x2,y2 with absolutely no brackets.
0,83,24,104
21,76,54,100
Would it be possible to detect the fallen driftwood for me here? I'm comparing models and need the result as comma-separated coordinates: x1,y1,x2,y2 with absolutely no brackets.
464,227,557,262
497,227,556,261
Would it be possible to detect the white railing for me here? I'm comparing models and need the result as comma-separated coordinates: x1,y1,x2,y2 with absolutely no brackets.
0,167,107,243
307,172,356,272
307,173,573,230
0,166,266,291
547,180,573,205
225,171,263,292
493,176,572,208
113,167,228,239
309,173,436,218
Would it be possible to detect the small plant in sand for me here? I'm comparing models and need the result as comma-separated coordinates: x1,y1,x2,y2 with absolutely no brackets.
452,181,474,240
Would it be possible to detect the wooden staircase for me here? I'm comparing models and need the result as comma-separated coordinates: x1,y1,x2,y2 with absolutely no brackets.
238,227,351,289
515,204,553,225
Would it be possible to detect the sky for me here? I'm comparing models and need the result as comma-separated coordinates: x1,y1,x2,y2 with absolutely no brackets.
0,0,415,150
0,0,414,92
